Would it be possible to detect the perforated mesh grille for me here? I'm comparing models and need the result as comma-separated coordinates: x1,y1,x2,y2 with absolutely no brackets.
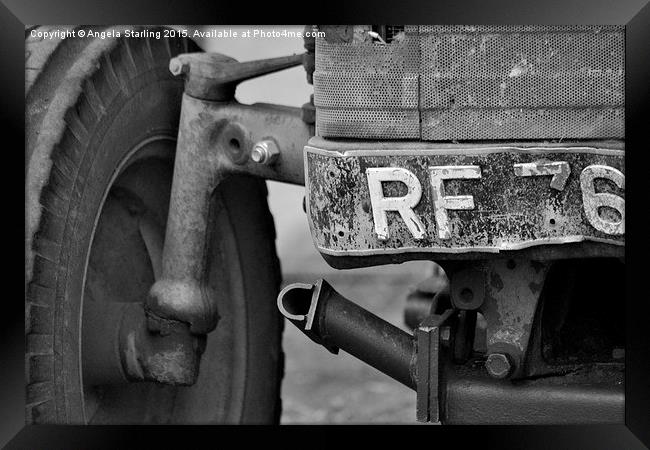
314,25,625,141
421,107,624,141
314,26,420,138
317,108,421,139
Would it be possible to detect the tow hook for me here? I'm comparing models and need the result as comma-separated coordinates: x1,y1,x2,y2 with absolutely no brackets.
277,278,455,422
278,279,417,389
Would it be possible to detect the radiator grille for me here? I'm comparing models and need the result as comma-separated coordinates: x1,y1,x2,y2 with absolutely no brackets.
315,25,421,138
314,25,625,141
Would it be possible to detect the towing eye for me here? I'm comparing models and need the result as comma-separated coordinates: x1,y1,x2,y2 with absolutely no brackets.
278,279,418,390
83,51,313,386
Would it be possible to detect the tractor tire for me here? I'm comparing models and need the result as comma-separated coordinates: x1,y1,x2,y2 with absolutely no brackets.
25,26,284,424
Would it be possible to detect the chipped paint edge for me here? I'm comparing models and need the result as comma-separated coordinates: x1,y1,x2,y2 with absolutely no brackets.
315,235,624,257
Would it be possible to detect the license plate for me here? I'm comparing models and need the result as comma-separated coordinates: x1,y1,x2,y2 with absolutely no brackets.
304,142,624,256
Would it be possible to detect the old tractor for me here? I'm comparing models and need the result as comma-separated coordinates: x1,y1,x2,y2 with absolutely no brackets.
26,25,624,424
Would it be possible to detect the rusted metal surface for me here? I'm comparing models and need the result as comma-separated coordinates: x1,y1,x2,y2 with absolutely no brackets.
314,25,624,141
169,52,305,101
82,302,204,386
463,259,550,379
580,165,625,235
139,52,312,384
128,310,204,385
277,279,417,390
305,139,624,263
441,362,624,424
147,96,311,338
278,259,622,424
449,268,485,310
415,309,454,423
485,353,513,379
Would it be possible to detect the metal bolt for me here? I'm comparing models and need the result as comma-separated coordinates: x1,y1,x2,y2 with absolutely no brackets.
169,58,189,76
485,353,512,379
251,139,280,165
459,288,474,304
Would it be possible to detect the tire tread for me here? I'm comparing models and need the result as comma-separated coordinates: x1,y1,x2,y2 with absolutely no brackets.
26,28,198,424
26,28,284,424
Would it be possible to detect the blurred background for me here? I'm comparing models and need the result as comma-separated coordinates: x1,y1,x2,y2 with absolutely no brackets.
195,26,435,423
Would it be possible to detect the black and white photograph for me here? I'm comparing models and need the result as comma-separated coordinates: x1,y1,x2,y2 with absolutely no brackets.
4,3,649,446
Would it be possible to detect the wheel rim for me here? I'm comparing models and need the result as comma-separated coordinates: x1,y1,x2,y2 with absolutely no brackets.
80,136,248,424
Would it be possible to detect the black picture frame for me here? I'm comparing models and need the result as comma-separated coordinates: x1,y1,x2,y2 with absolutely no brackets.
4,1,649,447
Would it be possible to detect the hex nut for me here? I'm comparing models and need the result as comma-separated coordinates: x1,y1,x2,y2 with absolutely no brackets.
251,139,280,165
485,353,512,379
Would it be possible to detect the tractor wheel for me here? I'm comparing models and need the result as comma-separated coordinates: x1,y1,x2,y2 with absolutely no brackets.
25,26,284,424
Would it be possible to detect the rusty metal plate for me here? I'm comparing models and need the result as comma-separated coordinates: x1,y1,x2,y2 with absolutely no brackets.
305,143,624,257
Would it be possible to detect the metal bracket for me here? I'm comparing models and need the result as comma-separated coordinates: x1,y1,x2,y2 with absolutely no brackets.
136,51,313,384
479,259,550,379
169,52,306,101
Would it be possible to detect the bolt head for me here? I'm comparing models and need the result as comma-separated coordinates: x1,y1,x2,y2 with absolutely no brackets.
169,58,189,76
459,287,474,304
485,353,512,379
251,139,280,165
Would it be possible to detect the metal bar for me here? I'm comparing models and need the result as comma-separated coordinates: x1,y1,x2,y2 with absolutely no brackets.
415,309,454,422
148,95,311,340
320,284,417,389
415,326,431,421
170,52,305,101
278,280,417,389
204,54,305,85
210,101,311,185
441,363,624,424
120,51,312,385
148,94,226,334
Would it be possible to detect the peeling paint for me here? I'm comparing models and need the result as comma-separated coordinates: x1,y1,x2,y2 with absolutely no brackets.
478,259,550,378
306,146,624,257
